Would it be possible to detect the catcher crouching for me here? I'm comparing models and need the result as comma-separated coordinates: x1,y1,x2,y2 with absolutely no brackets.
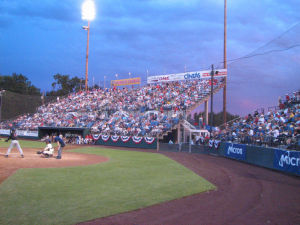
37,139,54,158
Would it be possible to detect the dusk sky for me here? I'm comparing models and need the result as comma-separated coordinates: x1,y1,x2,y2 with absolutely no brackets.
1,0,300,116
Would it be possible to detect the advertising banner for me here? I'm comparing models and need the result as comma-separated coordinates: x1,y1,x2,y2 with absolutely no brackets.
111,77,141,86
273,149,300,175
224,143,246,161
147,69,227,84
201,69,227,78
0,129,38,137
17,130,39,137
0,129,10,135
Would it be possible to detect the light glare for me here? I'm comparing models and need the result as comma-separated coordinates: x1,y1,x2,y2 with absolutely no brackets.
81,0,96,21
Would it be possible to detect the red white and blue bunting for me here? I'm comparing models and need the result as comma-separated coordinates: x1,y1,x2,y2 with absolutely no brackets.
214,140,220,149
101,135,110,142
92,134,101,140
111,135,120,142
209,139,214,147
209,139,220,149
95,134,156,145
121,136,130,142
132,136,143,144
144,137,155,144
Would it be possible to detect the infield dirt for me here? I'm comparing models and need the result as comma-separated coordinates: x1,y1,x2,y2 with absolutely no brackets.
0,147,109,184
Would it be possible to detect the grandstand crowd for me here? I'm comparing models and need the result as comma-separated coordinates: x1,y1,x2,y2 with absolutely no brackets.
1,77,299,150
210,91,300,150
0,79,223,137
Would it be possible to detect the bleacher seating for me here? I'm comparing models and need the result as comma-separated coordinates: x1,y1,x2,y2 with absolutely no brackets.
0,78,224,137
214,91,300,150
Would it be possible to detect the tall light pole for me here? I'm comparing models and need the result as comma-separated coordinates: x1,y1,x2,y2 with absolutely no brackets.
81,0,96,91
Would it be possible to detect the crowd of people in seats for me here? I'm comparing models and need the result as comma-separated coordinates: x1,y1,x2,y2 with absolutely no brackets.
0,78,224,137
211,91,300,150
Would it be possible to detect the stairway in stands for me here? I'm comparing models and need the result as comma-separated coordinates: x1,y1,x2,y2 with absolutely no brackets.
158,81,225,141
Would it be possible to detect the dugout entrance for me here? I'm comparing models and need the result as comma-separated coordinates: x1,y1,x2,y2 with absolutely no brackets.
38,127,90,139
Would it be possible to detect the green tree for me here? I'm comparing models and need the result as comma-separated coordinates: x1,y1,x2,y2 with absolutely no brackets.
0,73,40,95
48,74,82,96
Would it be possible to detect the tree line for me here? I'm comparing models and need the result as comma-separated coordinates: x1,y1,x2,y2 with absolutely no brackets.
0,73,87,96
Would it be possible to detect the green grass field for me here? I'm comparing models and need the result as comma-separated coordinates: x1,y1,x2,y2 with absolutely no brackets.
0,146,216,225
0,139,48,149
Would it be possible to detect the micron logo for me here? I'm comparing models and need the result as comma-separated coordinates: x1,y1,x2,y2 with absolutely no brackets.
278,151,300,167
227,145,243,155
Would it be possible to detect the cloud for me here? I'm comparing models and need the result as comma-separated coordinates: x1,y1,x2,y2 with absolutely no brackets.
0,0,81,23
1,0,300,115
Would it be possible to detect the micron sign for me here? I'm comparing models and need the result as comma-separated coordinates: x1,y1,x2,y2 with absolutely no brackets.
147,69,227,84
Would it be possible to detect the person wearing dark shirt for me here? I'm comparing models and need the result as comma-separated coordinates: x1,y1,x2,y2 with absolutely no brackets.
54,134,65,159
5,128,24,158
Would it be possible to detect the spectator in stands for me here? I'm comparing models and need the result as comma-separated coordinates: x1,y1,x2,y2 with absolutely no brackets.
0,78,224,138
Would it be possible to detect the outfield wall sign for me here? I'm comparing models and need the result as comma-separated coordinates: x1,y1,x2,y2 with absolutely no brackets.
224,143,246,161
0,129,10,135
147,69,227,84
0,129,38,137
17,130,39,137
273,149,300,175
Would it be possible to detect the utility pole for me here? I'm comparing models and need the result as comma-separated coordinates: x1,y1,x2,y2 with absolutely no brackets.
223,0,227,125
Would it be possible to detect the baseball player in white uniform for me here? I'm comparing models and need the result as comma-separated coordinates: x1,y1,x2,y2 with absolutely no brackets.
5,128,24,158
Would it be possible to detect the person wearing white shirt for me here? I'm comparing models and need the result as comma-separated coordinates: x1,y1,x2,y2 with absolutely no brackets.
273,128,280,138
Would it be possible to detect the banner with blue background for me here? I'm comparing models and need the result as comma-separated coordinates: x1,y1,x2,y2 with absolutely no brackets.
273,149,300,175
224,143,247,161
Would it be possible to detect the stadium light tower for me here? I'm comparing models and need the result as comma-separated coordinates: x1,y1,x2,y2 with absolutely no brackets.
81,0,96,91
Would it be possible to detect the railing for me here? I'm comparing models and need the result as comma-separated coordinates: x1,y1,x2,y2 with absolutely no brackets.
218,116,241,129
182,119,197,131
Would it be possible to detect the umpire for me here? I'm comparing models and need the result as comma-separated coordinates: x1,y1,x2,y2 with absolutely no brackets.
54,134,66,159
5,128,24,158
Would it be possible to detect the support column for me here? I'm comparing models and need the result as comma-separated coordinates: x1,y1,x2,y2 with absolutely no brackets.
177,124,180,144
189,131,192,153
156,135,159,152
204,100,209,126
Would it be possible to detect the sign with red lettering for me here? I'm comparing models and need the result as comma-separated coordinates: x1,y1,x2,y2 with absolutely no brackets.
111,77,141,86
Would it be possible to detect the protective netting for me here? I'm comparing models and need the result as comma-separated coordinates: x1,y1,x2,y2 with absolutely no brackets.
1,91,55,121
222,22,300,115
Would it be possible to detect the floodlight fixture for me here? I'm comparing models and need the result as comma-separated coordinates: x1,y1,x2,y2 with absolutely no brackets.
81,0,96,21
